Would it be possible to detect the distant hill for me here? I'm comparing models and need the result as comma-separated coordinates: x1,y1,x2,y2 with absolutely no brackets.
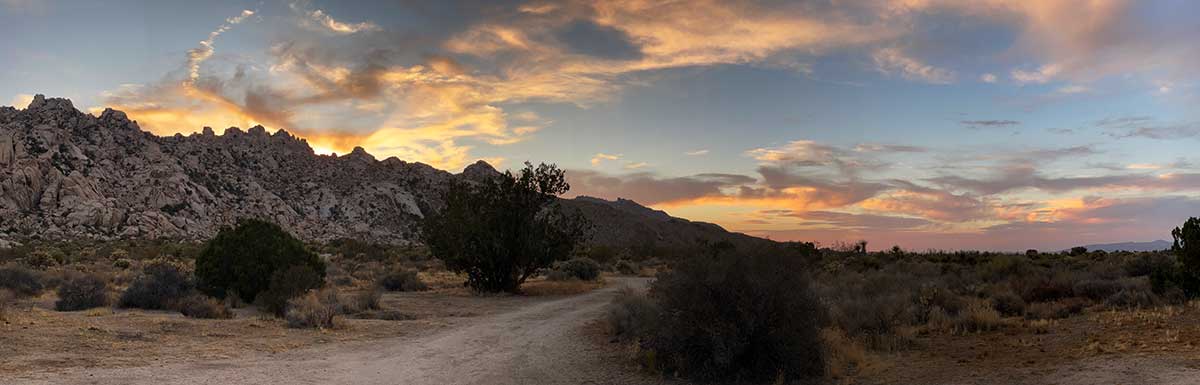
0,95,769,253
1081,240,1172,252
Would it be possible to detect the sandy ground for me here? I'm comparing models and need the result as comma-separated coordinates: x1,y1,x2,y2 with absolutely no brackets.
4,277,657,385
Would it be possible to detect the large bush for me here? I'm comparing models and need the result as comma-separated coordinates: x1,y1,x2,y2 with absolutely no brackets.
378,269,428,292
606,287,660,340
286,289,341,329
55,272,110,311
645,250,826,382
118,260,194,310
255,265,324,316
548,257,601,281
196,219,325,303
0,264,43,297
1170,217,1200,296
424,162,587,293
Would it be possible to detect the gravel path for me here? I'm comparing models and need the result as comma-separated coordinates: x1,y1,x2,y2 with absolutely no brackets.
7,277,656,385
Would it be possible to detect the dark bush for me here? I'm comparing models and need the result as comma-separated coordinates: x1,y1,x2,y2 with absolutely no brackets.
255,265,324,316
423,162,587,293
0,264,43,297
178,294,233,319
1020,274,1075,303
55,272,109,311
1024,298,1086,320
645,251,826,382
606,287,660,340
989,289,1026,317
378,269,428,292
1104,286,1158,309
548,257,601,281
118,260,193,310
196,219,325,304
614,259,638,275
1072,279,1124,301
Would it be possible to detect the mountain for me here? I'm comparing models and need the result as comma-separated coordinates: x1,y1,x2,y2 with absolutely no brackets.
0,95,766,251
1081,240,1172,252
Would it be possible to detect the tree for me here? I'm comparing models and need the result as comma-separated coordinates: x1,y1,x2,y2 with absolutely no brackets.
195,219,325,303
424,162,588,293
1170,217,1200,295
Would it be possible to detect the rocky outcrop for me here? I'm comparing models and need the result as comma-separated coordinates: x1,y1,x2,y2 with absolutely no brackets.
0,95,765,250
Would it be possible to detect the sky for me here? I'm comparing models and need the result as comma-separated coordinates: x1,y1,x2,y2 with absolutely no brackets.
3,0,1200,251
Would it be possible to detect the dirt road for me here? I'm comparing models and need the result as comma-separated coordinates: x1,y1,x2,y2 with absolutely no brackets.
7,277,657,385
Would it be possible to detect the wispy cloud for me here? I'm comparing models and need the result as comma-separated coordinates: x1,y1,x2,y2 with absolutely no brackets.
590,153,621,166
685,149,709,156
872,47,955,84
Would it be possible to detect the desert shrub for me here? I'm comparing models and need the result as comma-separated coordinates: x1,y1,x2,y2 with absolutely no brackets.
178,294,232,319
614,259,638,275
0,289,13,322
255,265,324,317
21,249,60,270
347,287,382,313
644,251,826,382
118,260,194,310
286,289,340,329
378,269,428,292
112,258,133,270
1019,273,1075,303
196,219,325,304
606,287,660,340
353,309,416,321
1103,279,1158,309
979,255,1033,282
55,272,109,311
423,162,587,293
0,264,43,297
1124,253,1158,277
1024,298,1086,320
1072,279,1124,301
548,257,601,281
955,299,1005,333
989,289,1026,316
821,328,867,379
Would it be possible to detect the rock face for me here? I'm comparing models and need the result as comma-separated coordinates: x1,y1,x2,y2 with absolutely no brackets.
0,95,765,249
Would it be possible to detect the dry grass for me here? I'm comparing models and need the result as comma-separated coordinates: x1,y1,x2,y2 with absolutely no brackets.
0,288,13,322
521,278,606,296
954,299,1007,334
417,270,467,291
821,327,870,379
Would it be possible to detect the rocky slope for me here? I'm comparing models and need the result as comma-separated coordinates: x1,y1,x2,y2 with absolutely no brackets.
0,95,765,251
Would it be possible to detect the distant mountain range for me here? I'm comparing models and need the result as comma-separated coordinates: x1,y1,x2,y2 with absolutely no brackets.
1080,240,1172,252
0,95,768,251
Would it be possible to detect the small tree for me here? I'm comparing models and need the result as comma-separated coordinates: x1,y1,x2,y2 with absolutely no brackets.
424,162,587,293
195,219,325,303
1171,217,1200,296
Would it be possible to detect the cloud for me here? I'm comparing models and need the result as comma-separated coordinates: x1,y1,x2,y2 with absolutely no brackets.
685,149,709,156
961,119,1020,129
568,170,755,205
871,47,955,84
1055,84,1090,94
590,152,621,166
1010,64,1061,84
980,73,997,83
8,94,34,109
291,3,380,34
623,162,649,170
758,209,933,231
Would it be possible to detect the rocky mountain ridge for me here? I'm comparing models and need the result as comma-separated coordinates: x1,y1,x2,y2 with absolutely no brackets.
0,95,765,251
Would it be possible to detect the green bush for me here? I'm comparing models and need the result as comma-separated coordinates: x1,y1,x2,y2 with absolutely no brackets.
255,265,324,316
118,260,194,310
112,258,133,270
178,294,233,319
55,272,109,311
644,251,826,382
0,264,43,297
196,219,325,304
548,257,601,281
378,269,428,292
423,162,587,293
